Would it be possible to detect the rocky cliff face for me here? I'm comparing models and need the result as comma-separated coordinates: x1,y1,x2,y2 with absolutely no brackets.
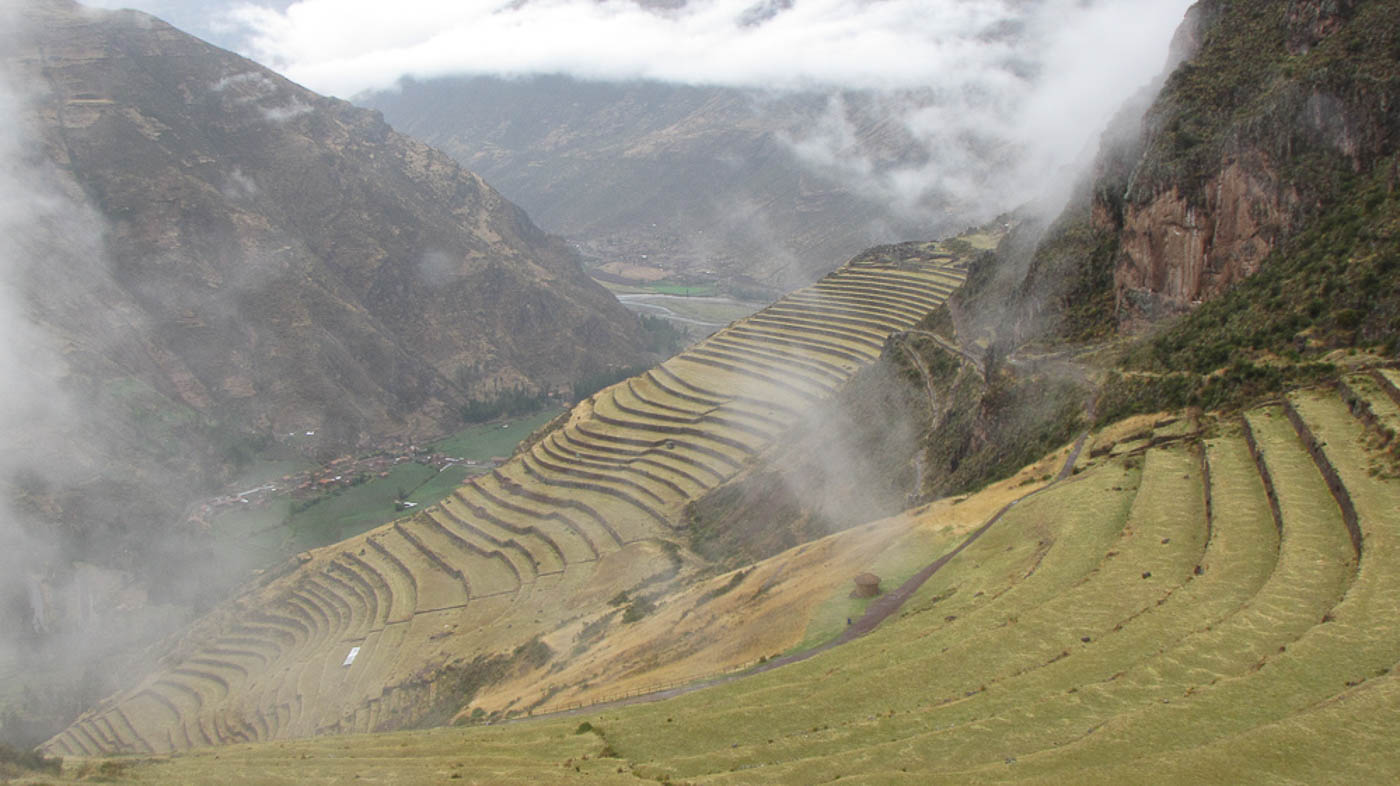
1095,0,1397,324
1109,157,1297,319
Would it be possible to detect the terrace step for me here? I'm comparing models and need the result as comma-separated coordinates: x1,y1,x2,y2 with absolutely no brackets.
594,387,772,453
489,468,627,548
680,349,830,402
246,607,313,651
813,277,947,310
419,507,539,586
437,492,571,571
517,451,674,530
1340,373,1400,440
571,419,743,475
685,344,843,397
356,536,420,622
628,375,791,432
760,303,906,335
330,554,393,629
823,273,956,302
342,624,408,714
494,460,658,543
976,405,1365,773
299,578,354,641
318,569,377,640
617,379,785,438
460,476,604,561
837,266,963,292
742,312,889,349
554,427,724,489
783,289,930,323
722,325,876,364
110,706,156,754
526,440,670,507
650,361,805,417
279,592,332,652
702,334,854,381
650,456,1147,779
1373,367,1400,401
203,639,276,672
382,522,479,608
539,432,698,500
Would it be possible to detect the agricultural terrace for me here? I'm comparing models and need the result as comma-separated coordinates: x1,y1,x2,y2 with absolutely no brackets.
87,371,1400,783
45,246,970,756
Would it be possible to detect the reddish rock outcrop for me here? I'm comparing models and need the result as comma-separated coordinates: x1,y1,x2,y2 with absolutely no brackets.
1100,0,1392,327
1110,158,1300,322
1286,0,1359,55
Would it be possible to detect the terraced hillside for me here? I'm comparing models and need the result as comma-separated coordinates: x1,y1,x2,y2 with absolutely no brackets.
80,370,1400,783
43,246,968,757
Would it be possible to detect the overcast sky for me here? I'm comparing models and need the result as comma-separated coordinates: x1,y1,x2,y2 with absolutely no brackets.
83,0,1193,99
78,0,1194,227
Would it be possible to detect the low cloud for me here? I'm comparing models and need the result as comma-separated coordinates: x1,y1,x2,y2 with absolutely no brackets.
223,0,1191,222
76,0,1193,231
227,0,1187,100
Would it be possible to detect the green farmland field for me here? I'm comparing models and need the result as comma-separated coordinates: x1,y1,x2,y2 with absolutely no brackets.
210,408,564,570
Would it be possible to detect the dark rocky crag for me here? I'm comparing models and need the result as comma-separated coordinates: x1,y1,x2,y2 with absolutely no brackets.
947,0,1400,480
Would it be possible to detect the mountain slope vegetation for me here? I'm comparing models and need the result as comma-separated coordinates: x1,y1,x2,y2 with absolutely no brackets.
46,377,1400,783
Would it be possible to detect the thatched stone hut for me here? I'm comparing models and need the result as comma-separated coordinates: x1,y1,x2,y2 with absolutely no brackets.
852,572,881,598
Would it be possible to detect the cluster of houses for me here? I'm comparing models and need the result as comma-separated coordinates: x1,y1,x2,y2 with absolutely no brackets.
186,443,513,529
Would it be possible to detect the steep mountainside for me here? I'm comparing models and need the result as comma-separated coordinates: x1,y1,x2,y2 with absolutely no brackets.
18,0,647,447
0,0,649,728
703,0,1400,558
1018,0,1400,344
362,76,934,292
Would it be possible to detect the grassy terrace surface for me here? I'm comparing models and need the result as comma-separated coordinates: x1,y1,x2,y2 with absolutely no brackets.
47,252,968,756
79,381,1400,783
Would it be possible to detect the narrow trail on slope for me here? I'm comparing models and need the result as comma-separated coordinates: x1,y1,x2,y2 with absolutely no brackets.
496,423,1095,725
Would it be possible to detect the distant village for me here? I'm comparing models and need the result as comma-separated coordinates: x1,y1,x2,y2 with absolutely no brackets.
185,435,516,531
